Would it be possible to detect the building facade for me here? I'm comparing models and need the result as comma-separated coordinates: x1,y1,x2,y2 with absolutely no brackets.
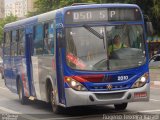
27,0,35,13
5,0,35,18
0,0,5,19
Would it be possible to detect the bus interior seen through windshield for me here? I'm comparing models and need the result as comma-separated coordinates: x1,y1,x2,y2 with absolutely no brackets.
66,24,146,71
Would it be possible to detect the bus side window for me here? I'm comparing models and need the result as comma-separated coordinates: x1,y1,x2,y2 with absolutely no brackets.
4,31,11,56
11,30,18,56
43,22,54,55
33,24,44,55
18,29,25,56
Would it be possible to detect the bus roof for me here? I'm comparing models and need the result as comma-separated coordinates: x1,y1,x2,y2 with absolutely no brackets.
4,9,60,31
4,3,140,31
63,3,139,10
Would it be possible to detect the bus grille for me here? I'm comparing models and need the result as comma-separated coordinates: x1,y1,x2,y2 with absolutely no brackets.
94,92,125,100
90,84,129,91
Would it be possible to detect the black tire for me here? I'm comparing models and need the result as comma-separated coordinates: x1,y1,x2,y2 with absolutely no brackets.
18,80,28,105
114,103,128,110
49,85,62,114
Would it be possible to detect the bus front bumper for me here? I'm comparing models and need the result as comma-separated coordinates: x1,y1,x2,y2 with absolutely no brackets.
65,83,150,107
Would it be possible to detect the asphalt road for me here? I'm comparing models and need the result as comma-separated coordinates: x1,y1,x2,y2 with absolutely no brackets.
150,68,160,81
0,74,160,120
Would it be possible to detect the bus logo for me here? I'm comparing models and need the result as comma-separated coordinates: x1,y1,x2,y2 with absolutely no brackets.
106,84,112,90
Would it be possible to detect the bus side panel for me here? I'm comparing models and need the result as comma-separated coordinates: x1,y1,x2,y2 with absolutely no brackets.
32,56,55,101
10,40,25,93
11,56,23,93
10,56,29,95
30,21,57,102
3,56,12,89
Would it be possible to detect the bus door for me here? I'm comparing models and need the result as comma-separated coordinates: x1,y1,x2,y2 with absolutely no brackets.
25,27,34,96
56,27,66,104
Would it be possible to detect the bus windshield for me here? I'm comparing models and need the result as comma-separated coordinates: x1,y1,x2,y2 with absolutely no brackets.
66,25,146,71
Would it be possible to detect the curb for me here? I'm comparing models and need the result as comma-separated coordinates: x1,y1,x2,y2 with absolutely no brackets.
150,81,160,88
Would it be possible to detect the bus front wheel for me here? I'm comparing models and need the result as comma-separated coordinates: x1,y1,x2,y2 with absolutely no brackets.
18,80,28,105
114,103,128,110
49,86,62,114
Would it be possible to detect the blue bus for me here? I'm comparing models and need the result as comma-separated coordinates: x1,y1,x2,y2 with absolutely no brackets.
3,4,150,113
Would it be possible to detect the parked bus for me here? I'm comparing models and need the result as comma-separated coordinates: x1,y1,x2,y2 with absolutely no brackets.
3,4,150,113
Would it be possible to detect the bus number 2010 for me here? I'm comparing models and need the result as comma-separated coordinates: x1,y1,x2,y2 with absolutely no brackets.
118,76,129,81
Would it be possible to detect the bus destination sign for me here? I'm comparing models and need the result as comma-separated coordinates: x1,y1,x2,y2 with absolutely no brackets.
65,8,141,24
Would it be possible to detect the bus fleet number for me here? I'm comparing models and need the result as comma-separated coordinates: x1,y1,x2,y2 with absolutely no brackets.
118,76,129,81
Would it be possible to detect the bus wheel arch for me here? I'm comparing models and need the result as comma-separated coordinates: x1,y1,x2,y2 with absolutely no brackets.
45,78,62,114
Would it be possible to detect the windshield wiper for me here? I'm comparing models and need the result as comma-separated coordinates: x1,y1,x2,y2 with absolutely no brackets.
83,24,104,39
83,24,110,70
83,24,106,49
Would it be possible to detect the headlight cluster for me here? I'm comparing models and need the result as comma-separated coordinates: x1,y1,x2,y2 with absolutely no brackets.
65,77,88,91
131,73,149,89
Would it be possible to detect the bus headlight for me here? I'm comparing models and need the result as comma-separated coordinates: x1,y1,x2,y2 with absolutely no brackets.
131,73,149,89
66,77,88,91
